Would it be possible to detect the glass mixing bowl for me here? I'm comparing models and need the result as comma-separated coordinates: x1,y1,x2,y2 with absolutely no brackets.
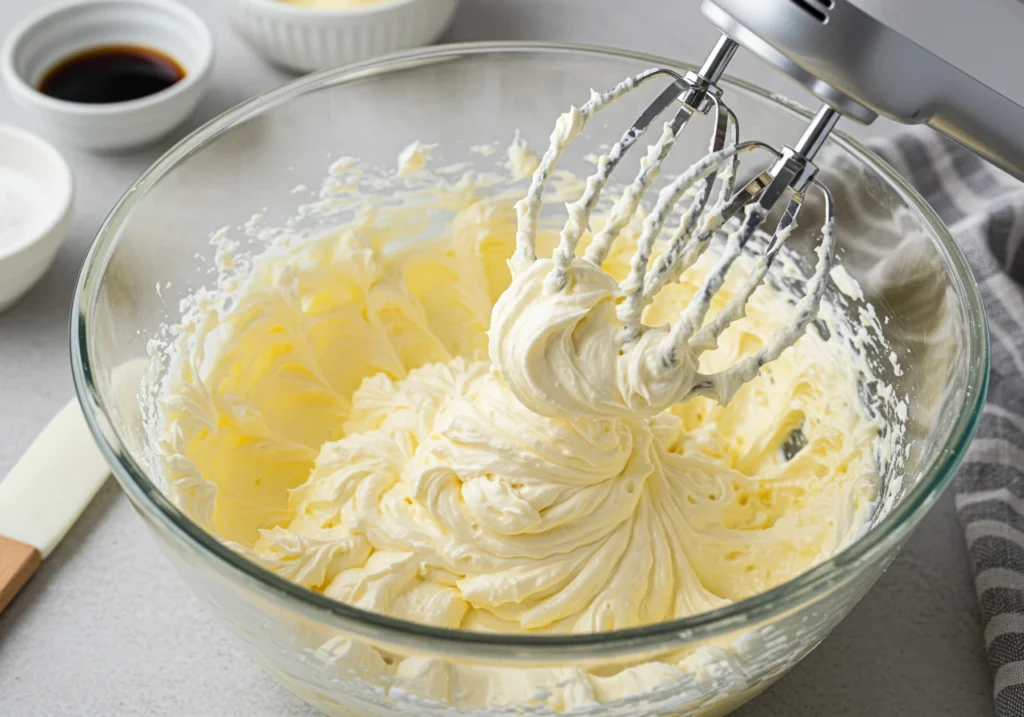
71,43,988,716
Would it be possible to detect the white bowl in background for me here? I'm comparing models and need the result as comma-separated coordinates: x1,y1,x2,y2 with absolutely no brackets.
0,125,74,313
226,0,461,74
0,0,215,152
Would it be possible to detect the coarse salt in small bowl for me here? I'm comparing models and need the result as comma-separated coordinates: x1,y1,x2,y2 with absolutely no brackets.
226,0,461,73
0,125,73,313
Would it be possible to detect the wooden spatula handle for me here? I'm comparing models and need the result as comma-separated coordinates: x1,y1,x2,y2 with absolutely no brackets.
0,535,41,614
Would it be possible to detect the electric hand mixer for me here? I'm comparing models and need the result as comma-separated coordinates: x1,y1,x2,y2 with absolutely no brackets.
499,0,1024,415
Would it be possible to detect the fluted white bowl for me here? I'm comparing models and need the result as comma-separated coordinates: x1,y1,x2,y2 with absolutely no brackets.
226,0,461,73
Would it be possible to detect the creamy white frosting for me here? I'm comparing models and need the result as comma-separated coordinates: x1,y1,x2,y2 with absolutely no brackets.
151,178,881,608
146,138,894,713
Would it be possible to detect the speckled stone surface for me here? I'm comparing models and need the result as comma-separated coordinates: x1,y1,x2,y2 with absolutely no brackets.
0,1,993,714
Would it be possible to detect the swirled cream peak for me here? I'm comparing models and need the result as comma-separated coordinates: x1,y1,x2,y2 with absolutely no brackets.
489,257,699,421
152,161,882,639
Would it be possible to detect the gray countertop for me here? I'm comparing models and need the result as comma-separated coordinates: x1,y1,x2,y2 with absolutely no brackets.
0,1,994,715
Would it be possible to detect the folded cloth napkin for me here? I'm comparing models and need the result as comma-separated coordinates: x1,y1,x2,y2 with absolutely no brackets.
868,126,1024,716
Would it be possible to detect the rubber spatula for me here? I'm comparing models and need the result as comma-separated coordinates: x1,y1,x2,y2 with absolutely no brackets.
0,398,110,614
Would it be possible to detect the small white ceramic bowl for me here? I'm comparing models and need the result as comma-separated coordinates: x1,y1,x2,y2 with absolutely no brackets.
226,0,461,74
0,0,215,152
0,125,73,313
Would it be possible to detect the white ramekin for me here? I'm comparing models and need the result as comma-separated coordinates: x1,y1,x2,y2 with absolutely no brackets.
0,125,74,313
226,0,461,74
0,0,215,152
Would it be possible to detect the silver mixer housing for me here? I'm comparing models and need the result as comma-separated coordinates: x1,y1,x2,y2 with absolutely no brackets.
701,0,1024,181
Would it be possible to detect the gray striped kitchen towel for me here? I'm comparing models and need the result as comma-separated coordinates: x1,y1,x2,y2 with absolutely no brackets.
868,126,1024,715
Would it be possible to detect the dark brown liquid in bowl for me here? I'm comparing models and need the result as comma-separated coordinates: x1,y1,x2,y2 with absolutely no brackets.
38,45,185,104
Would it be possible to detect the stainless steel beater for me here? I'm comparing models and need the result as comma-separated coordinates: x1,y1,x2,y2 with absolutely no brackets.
511,38,841,404
511,1,1024,405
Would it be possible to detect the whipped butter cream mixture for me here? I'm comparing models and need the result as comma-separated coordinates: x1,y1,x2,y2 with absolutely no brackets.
150,138,885,636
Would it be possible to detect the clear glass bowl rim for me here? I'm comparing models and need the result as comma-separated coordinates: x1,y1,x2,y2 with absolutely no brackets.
71,41,990,661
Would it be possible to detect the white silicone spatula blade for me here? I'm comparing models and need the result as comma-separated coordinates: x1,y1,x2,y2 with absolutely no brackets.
0,399,109,613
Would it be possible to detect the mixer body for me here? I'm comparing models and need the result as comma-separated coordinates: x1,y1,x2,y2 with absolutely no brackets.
701,0,1024,180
